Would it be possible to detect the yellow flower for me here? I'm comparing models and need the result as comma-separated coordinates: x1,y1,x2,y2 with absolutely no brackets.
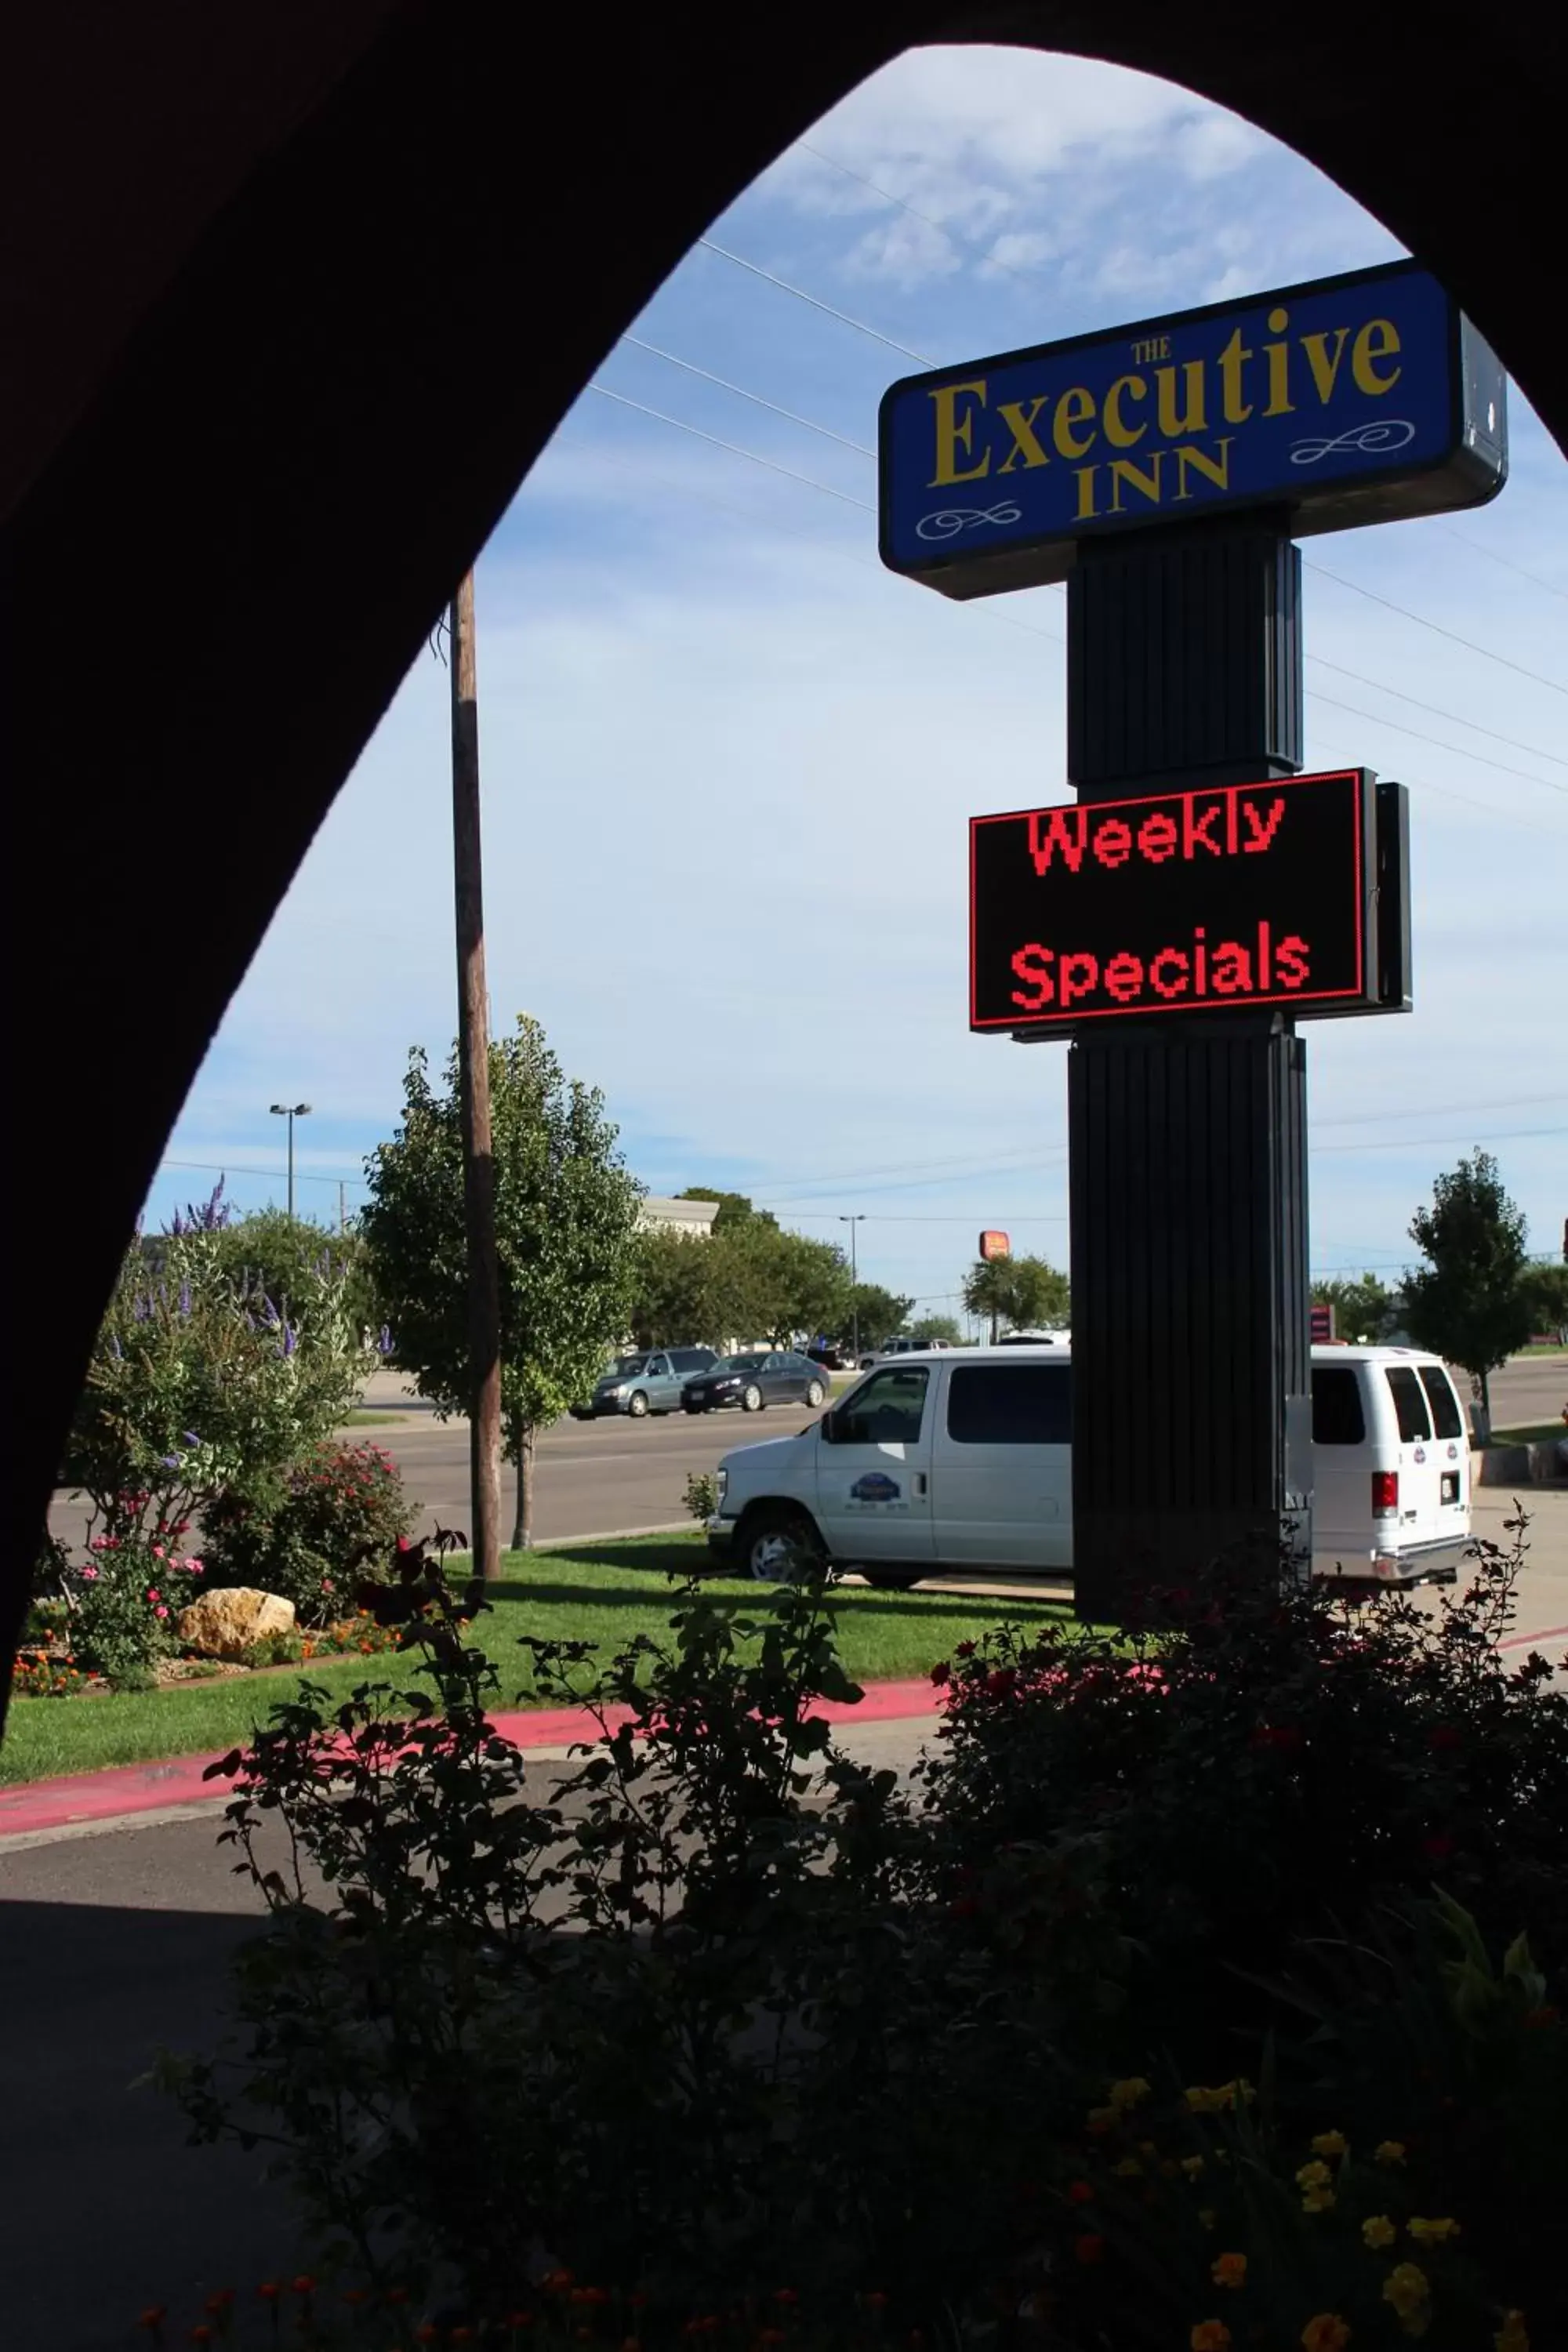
1185,2086,1226,2114
1190,2323,1231,2352
1109,2076,1152,2111
1494,2312,1529,2352
1295,2160,1333,2190
1086,2105,1119,2135
1362,2216,1398,2250
1112,2157,1143,2179
1226,2080,1258,2107
1181,2155,1207,2179
1374,2140,1407,2166
1407,2217,1460,2245
1302,2187,1337,2214
1382,2264,1430,2321
1211,2253,1247,2290
1301,2320,1352,2352
1311,2130,1348,2160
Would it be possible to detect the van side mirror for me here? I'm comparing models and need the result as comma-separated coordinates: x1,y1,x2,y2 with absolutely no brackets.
818,1410,835,1445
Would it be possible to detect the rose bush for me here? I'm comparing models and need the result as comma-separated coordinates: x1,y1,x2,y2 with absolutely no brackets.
201,1440,415,1627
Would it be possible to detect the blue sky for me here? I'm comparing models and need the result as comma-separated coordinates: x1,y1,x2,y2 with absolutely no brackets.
148,48,1568,1322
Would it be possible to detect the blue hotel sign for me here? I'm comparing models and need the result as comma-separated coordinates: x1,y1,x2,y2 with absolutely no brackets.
879,260,1507,597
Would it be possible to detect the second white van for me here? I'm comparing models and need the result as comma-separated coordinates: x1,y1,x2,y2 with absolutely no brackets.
705,1343,1472,1592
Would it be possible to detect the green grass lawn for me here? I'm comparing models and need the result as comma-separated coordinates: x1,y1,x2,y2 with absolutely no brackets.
1487,1421,1566,1447
2,1534,1076,1788
342,1410,404,1426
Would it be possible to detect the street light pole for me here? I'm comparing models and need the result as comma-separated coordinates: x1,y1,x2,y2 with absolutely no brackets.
269,1102,311,1220
839,1214,867,1362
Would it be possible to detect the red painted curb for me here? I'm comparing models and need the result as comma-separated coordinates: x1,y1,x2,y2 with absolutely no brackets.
0,1678,941,1842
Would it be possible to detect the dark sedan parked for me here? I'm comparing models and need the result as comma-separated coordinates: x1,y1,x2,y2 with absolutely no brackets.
681,1350,828,1414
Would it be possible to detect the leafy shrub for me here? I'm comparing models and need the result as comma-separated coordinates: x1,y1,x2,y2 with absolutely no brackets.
63,1538,201,1684
681,1468,718,1524
201,1442,414,1627
914,1520,1568,2067
168,1524,1562,2340
65,1181,373,1551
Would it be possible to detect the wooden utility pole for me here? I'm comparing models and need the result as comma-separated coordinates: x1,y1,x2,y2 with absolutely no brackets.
450,571,503,1582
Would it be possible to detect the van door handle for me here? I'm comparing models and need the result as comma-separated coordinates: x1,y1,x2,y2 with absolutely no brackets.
914,1472,928,1497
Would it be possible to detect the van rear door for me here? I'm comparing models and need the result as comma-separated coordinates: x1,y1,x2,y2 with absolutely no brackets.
1416,1361,1471,1541
1382,1363,1443,1551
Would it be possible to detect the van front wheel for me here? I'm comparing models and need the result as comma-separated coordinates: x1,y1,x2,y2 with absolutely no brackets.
739,1506,824,1584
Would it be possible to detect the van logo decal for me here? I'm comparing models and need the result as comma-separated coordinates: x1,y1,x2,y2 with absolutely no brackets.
1446,1442,1458,1460
1413,1445,1426,1464
850,1472,902,1504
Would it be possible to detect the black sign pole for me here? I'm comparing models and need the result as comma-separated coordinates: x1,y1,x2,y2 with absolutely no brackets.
1063,517,1313,1617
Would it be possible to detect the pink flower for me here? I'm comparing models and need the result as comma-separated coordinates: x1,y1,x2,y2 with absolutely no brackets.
89,1536,109,1552
182,1557,204,1574
151,1544,165,1560
80,1564,100,1581
155,1606,169,1619
146,1589,161,1604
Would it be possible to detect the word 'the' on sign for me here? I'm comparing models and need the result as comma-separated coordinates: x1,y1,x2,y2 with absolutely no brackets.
978,1229,1011,1261
880,258,1508,598
969,768,1396,1036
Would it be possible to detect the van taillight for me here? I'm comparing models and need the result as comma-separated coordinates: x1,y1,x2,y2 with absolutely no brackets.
1372,1471,1399,1516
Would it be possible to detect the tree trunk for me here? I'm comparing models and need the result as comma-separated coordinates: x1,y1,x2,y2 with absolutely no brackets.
510,1418,535,1552
1475,1367,1493,1446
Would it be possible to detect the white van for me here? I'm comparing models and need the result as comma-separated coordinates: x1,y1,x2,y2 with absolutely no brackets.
705,1343,1471,1592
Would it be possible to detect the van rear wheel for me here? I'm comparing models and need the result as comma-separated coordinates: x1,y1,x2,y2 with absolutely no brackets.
740,1506,824,1584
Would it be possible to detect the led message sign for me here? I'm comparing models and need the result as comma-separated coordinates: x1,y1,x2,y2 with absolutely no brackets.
880,260,1507,597
970,768,1383,1034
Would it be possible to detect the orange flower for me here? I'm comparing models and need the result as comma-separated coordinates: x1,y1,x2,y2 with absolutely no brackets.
1074,2234,1105,2265
1190,2325,1231,2352
292,2276,317,2296
1211,2253,1247,2289
137,2312,167,2332
1300,2321,1351,2352
258,2285,281,2303
1066,2180,1095,2204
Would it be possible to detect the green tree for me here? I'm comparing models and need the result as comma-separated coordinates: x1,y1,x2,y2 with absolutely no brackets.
361,1018,642,1551
675,1187,777,1231
628,1226,713,1348
909,1311,964,1347
1403,1151,1534,1437
961,1253,1071,1338
1312,1272,1398,1344
1519,1261,1568,1342
839,1282,914,1352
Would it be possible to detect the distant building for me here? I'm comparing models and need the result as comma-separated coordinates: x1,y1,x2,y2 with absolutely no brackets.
639,1196,720,1239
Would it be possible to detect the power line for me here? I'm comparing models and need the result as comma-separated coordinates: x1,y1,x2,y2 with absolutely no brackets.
619,335,876,456
1306,654,1568,771
161,1156,368,1191
695,238,938,365
1440,524,1568,605
1305,687,1568,797
680,252,1568,711
588,383,875,511
1303,556,1568,699
591,332,1566,816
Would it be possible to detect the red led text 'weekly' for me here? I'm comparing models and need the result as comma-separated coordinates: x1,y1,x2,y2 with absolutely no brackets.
969,769,1371,1033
